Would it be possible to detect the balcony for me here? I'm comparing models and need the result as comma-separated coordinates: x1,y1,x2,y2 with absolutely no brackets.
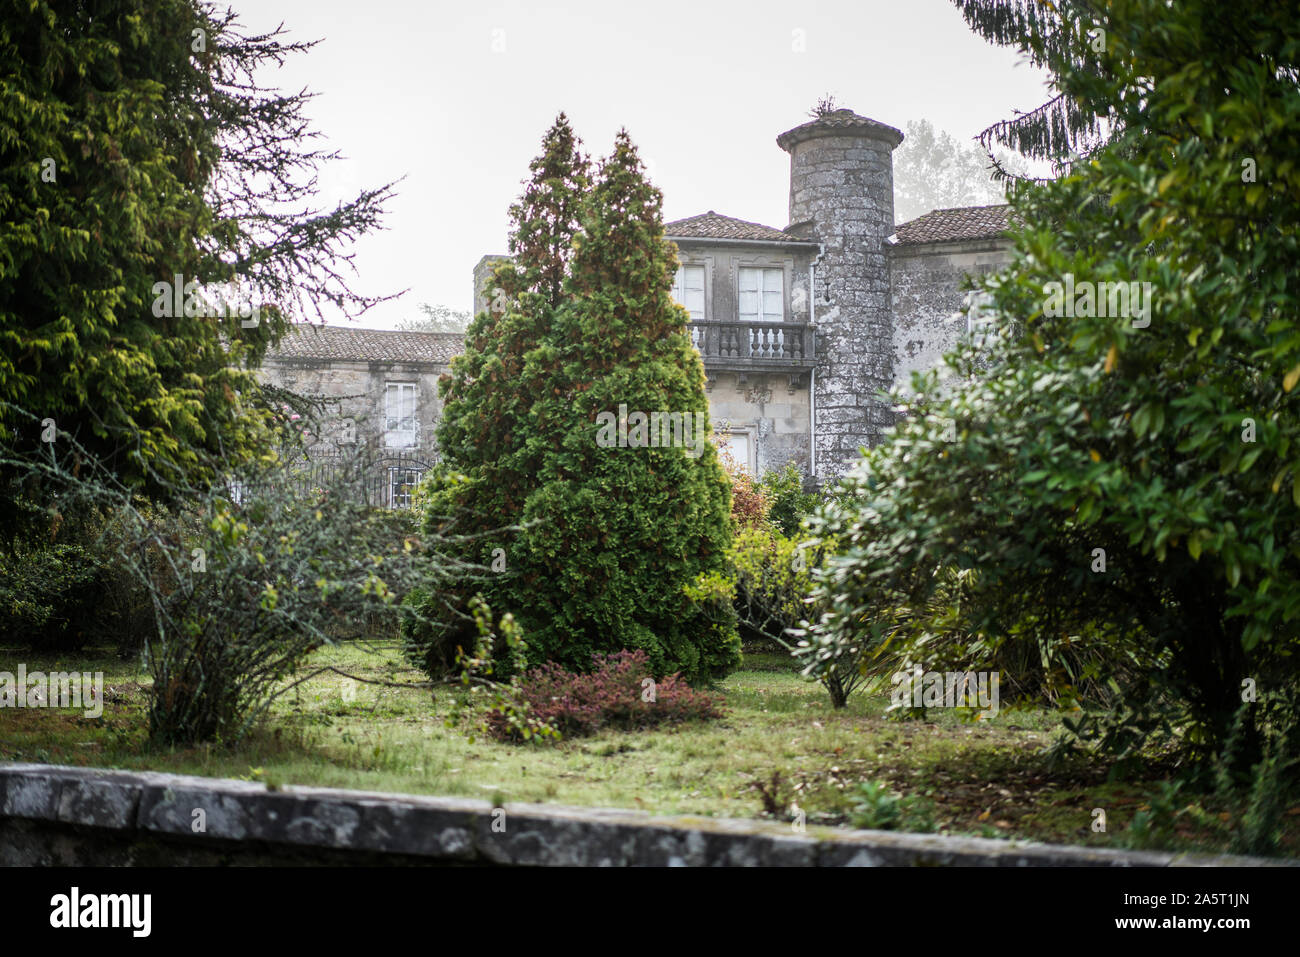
688,320,816,372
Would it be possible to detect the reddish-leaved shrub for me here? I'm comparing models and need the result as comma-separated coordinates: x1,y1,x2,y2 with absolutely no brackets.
483,649,724,742
717,445,769,529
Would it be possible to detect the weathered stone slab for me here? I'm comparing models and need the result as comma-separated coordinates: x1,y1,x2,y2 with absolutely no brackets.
137,776,268,840
56,773,143,829
0,770,61,820
279,786,487,860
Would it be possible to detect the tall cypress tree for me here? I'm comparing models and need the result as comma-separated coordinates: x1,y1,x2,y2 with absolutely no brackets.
407,115,590,670
408,126,739,684
516,130,739,683
432,113,589,513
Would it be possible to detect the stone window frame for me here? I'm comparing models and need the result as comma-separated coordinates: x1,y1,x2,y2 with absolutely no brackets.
714,421,757,476
671,261,709,321
672,257,712,322
383,381,419,449
386,466,423,509
733,253,794,324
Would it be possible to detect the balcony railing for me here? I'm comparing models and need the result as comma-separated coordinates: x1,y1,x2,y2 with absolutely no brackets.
688,320,816,368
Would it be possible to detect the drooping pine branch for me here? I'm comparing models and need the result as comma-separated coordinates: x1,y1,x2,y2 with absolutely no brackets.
951,0,1114,169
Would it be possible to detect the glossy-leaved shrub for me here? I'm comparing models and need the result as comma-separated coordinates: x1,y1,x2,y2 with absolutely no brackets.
757,461,821,537
799,0,1300,766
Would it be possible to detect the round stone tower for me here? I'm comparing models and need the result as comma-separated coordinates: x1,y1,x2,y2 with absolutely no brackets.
777,109,903,483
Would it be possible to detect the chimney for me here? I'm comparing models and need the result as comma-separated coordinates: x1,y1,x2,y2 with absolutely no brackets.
473,254,511,318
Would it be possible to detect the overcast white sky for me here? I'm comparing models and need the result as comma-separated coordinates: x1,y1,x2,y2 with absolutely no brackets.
228,0,1052,330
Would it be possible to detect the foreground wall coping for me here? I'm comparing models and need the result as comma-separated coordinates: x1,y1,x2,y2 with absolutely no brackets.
1,763,1291,867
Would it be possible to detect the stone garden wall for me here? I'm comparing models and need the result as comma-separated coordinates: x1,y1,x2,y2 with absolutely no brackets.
1,764,1283,867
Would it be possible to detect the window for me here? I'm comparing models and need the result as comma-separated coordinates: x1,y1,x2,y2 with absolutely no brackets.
963,290,997,348
384,382,418,448
388,467,422,509
738,267,783,323
672,264,706,320
720,430,754,475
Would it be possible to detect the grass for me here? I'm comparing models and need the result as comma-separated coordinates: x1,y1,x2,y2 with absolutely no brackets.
1,642,1296,857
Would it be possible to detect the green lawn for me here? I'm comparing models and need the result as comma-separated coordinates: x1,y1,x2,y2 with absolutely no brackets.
2,642,1295,857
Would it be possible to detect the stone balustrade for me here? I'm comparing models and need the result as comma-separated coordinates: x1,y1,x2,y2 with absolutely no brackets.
688,320,816,370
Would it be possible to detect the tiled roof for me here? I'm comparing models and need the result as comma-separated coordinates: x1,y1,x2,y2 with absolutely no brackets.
267,325,464,364
776,109,904,151
890,204,1015,246
664,211,813,243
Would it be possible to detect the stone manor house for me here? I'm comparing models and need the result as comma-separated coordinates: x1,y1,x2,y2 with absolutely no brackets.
257,108,1014,505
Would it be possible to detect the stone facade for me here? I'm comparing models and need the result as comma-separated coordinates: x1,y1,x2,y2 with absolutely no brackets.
704,371,812,476
472,254,510,317
889,237,1013,394
257,326,461,463
663,228,820,476
259,108,1017,495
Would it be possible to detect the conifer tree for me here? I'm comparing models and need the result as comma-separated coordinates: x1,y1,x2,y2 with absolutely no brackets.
517,130,739,682
949,0,1112,177
407,125,740,684
0,2,395,502
406,115,591,671
432,113,589,520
